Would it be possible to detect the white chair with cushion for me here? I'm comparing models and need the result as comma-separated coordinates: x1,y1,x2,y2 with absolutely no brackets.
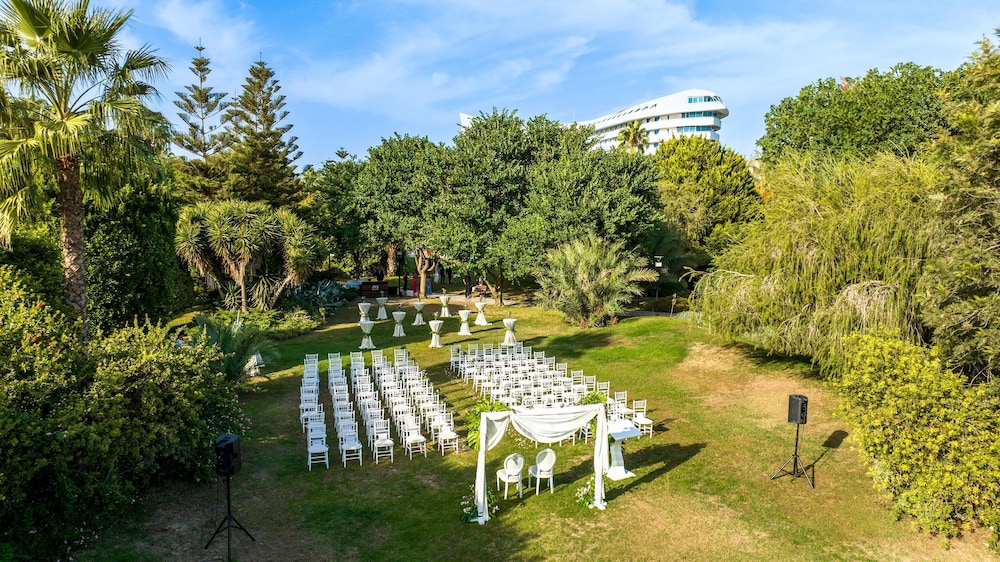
496,453,525,499
373,429,394,464
528,448,556,494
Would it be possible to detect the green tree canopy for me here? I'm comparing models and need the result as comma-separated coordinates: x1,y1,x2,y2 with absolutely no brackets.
298,155,372,276
354,133,448,296
221,59,301,206
758,62,947,163
654,135,761,267
172,43,228,201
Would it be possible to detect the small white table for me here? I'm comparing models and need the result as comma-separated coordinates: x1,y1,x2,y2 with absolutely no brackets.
392,310,406,337
606,419,641,480
439,295,452,317
359,320,375,350
502,317,517,346
457,309,472,336
428,319,444,348
412,301,426,326
474,301,490,326
375,297,389,320
358,301,371,324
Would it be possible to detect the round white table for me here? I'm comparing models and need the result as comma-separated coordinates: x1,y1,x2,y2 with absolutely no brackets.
358,301,371,324
474,301,490,326
375,297,389,320
412,301,426,326
392,310,407,337
502,317,517,346
458,309,472,336
359,320,375,350
439,295,452,317
428,319,444,348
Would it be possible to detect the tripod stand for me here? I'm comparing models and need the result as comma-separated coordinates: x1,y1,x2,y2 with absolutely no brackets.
204,472,255,560
770,422,814,488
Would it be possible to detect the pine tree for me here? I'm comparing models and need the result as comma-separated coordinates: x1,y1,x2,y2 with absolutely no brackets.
172,43,228,199
221,58,302,206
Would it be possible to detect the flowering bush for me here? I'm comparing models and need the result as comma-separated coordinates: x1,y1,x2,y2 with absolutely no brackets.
575,476,598,508
459,484,498,523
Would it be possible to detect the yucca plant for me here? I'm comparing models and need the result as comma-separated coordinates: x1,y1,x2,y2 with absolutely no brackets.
535,234,657,328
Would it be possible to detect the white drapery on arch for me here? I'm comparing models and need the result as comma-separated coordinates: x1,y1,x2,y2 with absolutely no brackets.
474,404,609,523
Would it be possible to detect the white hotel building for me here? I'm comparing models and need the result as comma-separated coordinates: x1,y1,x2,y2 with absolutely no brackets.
577,88,728,155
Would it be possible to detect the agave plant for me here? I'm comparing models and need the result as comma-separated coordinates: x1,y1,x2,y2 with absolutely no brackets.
189,314,275,383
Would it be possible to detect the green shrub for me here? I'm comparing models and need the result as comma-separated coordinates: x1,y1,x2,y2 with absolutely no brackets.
0,269,247,559
836,334,999,546
209,308,319,340
86,189,180,331
465,399,509,449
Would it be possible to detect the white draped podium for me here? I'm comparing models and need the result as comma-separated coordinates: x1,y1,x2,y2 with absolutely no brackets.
359,320,375,350
375,297,389,320
358,301,371,324
474,404,608,524
439,295,452,317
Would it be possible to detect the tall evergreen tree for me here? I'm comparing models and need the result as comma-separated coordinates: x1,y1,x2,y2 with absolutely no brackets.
222,58,301,206
172,43,228,200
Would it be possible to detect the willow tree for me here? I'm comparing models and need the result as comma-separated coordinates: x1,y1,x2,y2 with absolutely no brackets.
175,200,320,311
693,153,943,370
0,0,169,335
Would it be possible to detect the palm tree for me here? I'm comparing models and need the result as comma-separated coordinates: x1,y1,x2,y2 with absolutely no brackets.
616,120,649,153
535,234,658,327
0,0,169,336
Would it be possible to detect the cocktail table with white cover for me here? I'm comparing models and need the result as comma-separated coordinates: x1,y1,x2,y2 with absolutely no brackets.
502,317,517,346
358,301,372,324
375,296,389,320
412,301,426,326
359,320,376,350
457,309,472,336
605,418,641,480
438,295,452,317
428,319,444,348
392,310,407,337
474,301,490,326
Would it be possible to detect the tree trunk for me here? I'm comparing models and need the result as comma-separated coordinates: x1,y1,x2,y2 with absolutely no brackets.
57,155,88,339
484,267,505,306
238,261,248,311
386,242,398,277
414,247,436,299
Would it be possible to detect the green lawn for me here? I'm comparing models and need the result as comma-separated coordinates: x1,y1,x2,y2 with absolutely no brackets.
77,302,996,561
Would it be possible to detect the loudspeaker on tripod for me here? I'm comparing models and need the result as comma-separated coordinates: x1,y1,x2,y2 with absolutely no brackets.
214,433,241,476
787,394,808,425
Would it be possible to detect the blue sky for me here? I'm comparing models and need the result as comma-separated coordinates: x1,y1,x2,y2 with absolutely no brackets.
109,0,998,168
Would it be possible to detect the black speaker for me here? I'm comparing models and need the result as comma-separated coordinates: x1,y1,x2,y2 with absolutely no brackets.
787,394,808,425
214,434,241,476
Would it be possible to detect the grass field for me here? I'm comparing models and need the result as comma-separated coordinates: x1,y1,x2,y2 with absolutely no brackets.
78,301,997,561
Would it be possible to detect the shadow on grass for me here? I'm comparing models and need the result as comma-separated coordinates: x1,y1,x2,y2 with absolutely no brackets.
725,341,823,380
521,329,614,361
552,442,706,502
798,429,849,487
